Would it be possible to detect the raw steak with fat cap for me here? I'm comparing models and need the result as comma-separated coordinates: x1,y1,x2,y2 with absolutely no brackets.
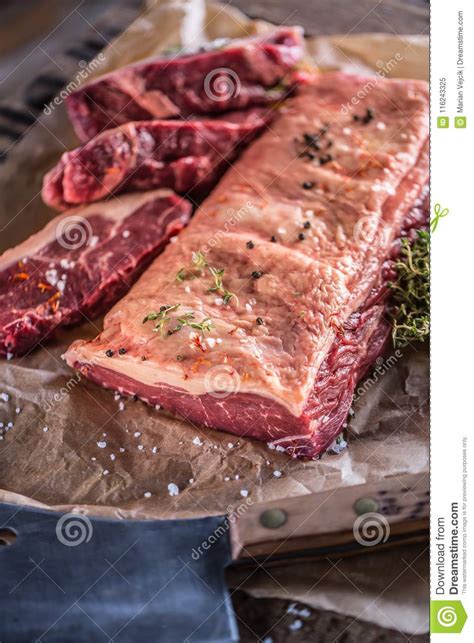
0,190,191,357
64,73,429,458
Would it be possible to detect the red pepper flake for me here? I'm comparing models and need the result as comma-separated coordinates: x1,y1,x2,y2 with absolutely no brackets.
37,281,53,293
13,272,29,281
47,291,61,313
191,335,207,352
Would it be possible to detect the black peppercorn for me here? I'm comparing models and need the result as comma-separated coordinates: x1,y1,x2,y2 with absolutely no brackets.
105,349,114,357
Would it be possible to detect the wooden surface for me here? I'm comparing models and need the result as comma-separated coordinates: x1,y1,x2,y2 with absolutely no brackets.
230,0,429,37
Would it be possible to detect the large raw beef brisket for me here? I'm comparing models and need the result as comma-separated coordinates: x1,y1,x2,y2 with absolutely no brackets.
42,109,271,210
0,190,191,357
64,73,429,458
66,28,304,142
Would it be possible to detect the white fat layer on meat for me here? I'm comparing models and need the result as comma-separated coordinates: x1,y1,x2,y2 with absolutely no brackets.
0,189,175,272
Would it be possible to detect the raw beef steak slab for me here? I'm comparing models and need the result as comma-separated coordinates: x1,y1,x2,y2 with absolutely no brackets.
0,190,191,358
66,27,304,142
65,73,429,458
42,109,272,210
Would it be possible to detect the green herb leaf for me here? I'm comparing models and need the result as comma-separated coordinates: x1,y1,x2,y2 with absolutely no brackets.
208,266,239,305
176,268,187,282
389,230,429,347
143,305,212,337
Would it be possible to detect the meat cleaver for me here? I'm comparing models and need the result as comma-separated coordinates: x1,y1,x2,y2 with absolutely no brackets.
0,472,428,642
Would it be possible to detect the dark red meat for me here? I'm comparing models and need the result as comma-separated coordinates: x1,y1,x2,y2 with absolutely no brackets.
66,28,304,142
0,191,191,357
42,109,272,210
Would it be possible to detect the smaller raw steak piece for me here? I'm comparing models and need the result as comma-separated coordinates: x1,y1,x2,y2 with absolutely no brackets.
42,109,271,210
66,27,304,141
0,190,191,357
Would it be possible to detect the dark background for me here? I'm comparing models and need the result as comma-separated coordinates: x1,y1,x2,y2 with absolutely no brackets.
0,1,429,641
0,0,428,98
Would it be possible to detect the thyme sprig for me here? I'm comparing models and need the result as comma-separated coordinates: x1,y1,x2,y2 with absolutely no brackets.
208,266,239,305
143,304,212,337
176,251,238,306
175,251,208,282
388,230,429,347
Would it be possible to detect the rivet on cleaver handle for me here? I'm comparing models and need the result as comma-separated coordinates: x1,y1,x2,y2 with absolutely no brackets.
230,472,429,560
0,504,239,643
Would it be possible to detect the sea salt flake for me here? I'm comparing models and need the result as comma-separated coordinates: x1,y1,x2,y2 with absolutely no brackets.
240,489,248,498
193,436,203,446
273,470,282,478
168,483,179,496
43,426,49,433
97,441,106,448
134,431,141,438
144,492,152,498
122,230,130,238
1,392,10,402
289,619,303,631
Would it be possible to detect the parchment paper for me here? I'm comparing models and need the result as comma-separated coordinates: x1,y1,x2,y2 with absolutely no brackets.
0,0,429,632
